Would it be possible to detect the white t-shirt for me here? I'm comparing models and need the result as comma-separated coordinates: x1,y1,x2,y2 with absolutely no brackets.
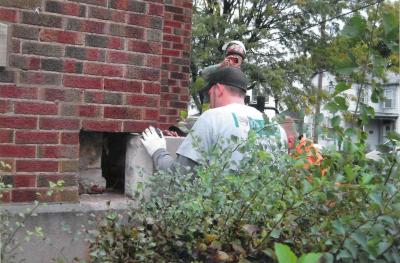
176,103,287,169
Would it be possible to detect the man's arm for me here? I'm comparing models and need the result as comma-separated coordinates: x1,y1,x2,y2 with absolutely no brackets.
152,148,198,172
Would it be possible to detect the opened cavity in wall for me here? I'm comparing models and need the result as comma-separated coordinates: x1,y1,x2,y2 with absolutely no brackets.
79,131,128,195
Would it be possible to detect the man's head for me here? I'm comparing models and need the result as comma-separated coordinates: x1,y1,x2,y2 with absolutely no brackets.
199,67,248,109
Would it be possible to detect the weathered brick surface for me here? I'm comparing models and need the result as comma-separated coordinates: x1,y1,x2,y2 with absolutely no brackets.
0,0,192,203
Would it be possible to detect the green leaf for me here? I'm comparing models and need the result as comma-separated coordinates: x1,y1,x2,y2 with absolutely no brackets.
333,82,351,96
334,96,348,111
341,15,367,40
324,101,339,114
299,253,323,263
331,116,341,128
387,132,400,142
382,11,398,39
335,57,358,75
351,232,367,248
275,243,297,263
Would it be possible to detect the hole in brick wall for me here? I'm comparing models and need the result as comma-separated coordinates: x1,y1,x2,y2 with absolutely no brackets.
79,131,128,195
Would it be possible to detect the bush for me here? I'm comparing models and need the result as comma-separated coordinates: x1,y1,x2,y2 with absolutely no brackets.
87,130,400,263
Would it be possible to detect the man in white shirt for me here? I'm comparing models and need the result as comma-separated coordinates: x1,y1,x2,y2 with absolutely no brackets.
141,67,287,172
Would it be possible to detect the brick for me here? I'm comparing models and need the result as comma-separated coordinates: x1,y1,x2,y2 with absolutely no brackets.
13,175,36,187
165,5,183,14
38,145,79,158
146,29,162,42
104,78,142,92
15,131,58,144
0,145,35,158
107,51,144,65
128,13,148,27
173,14,185,22
128,40,161,54
42,88,81,102
41,58,63,72
89,6,125,22
65,46,105,61
163,48,180,57
170,101,187,108
45,1,86,17
110,0,146,13
22,42,63,57
84,91,103,103
0,116,37,129
0,0,41,9
60,160,79,172
82,20,106,34
165,20,181,28
12,39,20,53
126,95,159,107
40,29,83,45
83,63,123,77
171,72,185,80
60,104,77,116
127,66,160,81
63,60,83,74
0,7,17,22
108,23,126,37
0,70,15,83
171,57,189,66
104,93,122,104
149,17,163,30
108,37,124,50
9,55,40,70
143,82,161,94
37,174,77,187
126,26,145,39
22,12,62,28
82,120,122,132
86,34,124,50
16,160,58,172
20,72,61,85
1,188,11,202
0,85,37,99
61,132,79,144
0,99,10,113
69,0,107,6
148,3,164,16
39,187,79,203
63,75,102,89
123,121,156,132
11,189,38,203
0,130,13,143
79,105,100,117
39,118,80,130
14,101,58,115
145,55,161,68
104,106,142,119
163,34,181,43
144,109,159,120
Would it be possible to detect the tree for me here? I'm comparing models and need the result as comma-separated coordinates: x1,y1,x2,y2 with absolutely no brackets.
190,0,378,114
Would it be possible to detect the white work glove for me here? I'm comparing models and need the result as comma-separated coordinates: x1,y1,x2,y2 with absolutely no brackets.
140,126,166,156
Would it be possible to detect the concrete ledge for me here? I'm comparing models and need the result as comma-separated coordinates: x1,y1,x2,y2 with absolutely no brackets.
0,193,135,263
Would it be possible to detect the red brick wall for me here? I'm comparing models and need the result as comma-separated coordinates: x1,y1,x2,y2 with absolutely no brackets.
0,0,192,203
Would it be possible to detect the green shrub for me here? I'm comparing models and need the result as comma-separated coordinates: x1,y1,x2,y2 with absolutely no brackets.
87,130,400,262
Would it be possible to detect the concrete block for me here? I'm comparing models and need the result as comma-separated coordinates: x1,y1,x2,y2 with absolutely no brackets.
124,135,184,197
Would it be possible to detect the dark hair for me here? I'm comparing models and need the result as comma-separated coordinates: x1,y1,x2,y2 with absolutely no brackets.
223,84,246,97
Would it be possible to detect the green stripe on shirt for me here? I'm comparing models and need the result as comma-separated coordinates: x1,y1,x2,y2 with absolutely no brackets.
231,112,239,128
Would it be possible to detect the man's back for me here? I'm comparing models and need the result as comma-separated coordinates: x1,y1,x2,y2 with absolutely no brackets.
177,103,287,169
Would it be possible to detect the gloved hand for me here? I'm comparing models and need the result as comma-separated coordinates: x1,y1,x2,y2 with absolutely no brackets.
140,126,166,156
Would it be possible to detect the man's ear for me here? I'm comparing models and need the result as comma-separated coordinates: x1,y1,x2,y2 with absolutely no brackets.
215,83,224,97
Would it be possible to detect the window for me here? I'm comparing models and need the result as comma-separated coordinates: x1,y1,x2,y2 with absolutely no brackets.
384,88,394,108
